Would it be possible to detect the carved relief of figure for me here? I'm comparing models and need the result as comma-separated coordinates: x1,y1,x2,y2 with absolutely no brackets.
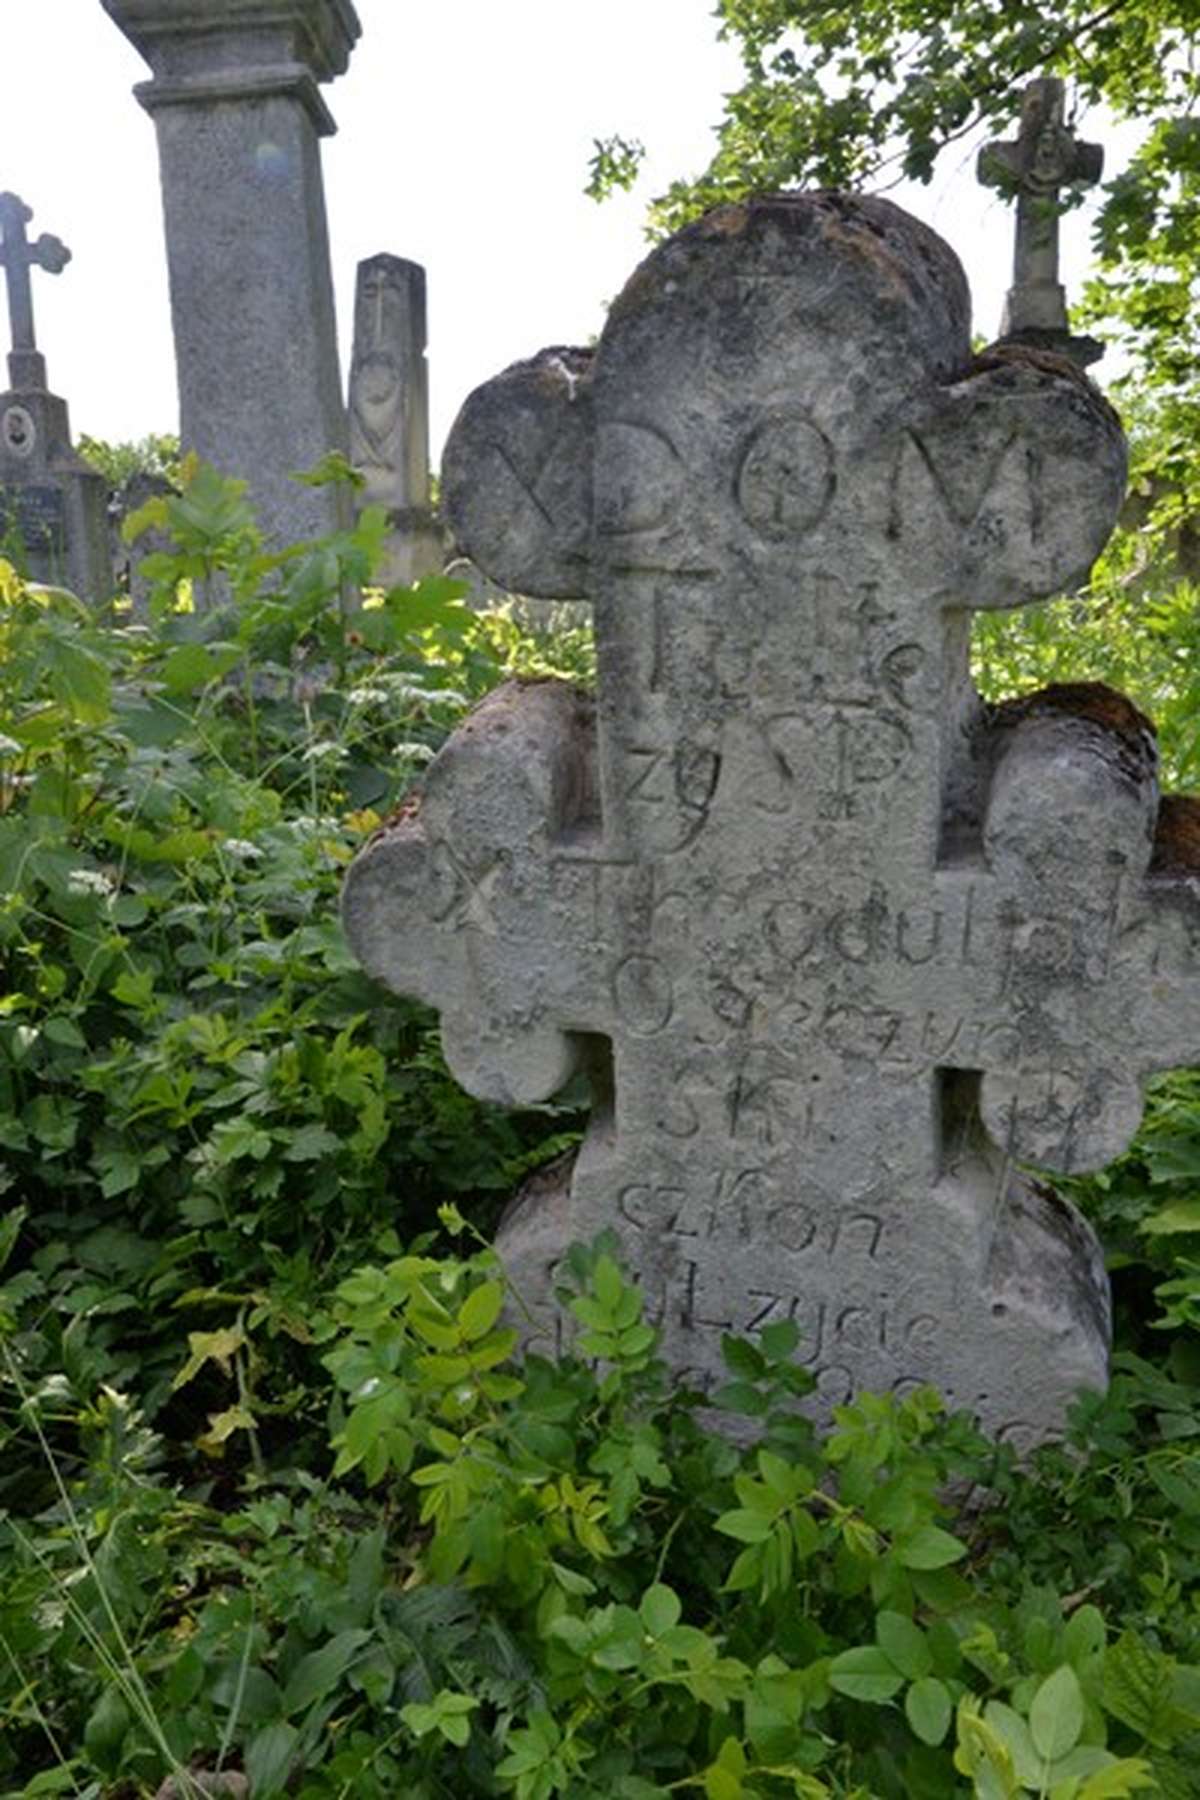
348,255,430,515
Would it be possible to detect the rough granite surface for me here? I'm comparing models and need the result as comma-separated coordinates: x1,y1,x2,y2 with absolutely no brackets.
103,0,358,550
349,254,442,585
344,193,1200,1445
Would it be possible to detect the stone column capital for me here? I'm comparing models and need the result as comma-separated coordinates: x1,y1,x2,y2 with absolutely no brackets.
102,0,361,132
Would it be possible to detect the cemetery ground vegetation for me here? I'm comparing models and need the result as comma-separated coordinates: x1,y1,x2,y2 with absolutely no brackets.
0,457,1199,1797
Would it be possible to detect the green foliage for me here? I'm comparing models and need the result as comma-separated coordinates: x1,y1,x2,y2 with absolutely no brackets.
5,1239,1200,1797
617,2,1199,288
77,432,182,493
0,462,587,1484
585,133,647,203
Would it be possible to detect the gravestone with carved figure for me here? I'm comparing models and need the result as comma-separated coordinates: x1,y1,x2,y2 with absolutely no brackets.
343,192,1200,1447
0,192,110,597
348,254,443,586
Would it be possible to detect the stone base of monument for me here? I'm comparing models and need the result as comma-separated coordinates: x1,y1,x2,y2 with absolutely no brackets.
495,1130,1110,1453
372,508,445,590
0,384,110,599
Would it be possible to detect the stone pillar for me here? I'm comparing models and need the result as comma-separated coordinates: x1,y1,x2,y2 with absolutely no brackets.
101,0,362,548
348,255,443,586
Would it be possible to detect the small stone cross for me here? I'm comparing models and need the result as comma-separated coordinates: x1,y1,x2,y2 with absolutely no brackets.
344,194,1200,1446
0,192,71,391
978,78,1104,363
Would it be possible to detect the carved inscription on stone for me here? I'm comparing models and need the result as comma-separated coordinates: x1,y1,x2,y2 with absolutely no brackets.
345,192,1200,1448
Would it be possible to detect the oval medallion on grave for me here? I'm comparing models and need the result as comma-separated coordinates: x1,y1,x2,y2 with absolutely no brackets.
736,409,835,539
2,406,36,459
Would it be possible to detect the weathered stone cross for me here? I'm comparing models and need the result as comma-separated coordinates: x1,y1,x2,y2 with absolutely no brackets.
0,192,70,391
978,77,1104,364
344,193,1200,1445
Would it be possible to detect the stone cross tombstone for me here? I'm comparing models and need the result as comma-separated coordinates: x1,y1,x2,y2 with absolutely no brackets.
102,0,361,555
344,193,1200,1447
348,254,443,586
0,192,110,598
978,77,1104,367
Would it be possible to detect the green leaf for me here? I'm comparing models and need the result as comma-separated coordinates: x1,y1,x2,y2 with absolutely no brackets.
458,1278,504,1342
94,1148,142,1198
715,1508,773,1544
0,1203,26,1275
209,1664,281,1724
42,1014,86,1049
245,1721,299,1799
759,1318,800,1360
282,1123,342,1162
172,1323,246,1391
1064,1606,1107,1678
1073,1760,1158,1796
876,1610,933,1679
1103,1631,1177,1747
828,1645,906,1703
165,1644,206,1710
281,1628,371,1716
159,640,240,695
955,1703,1021,1800
906,1676,953,1746
640,1583,682,1636
723,1545,764,1592
896,1525,967,1570
722,1334,766,1378
985,1701,1042,1788
83,1686,130,1776
1142,1196,1200,1235
593,1253,625,1312
1031,1665,1085,1763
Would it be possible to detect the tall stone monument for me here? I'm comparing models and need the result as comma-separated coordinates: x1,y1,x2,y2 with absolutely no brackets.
978,77,1104,367
101,0,361,548
343,193,1200,1446
0,192,110,597
349,254,442,586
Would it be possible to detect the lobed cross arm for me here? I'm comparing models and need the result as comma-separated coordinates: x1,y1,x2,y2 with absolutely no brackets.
343,678,602,1106
0,192,70,366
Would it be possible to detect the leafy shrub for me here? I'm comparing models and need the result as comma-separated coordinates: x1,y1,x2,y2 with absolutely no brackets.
0,466,584,1480
3,1233,1199,1798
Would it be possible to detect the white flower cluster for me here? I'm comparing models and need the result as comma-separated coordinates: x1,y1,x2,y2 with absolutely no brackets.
67,868,116,898
222,838,263,861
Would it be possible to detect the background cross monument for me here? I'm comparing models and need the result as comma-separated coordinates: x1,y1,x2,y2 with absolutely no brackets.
0,193,71,392
978,76,1104,367
0,192,109,598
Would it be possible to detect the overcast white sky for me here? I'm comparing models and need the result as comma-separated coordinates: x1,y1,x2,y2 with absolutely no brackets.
1,1,1120,465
